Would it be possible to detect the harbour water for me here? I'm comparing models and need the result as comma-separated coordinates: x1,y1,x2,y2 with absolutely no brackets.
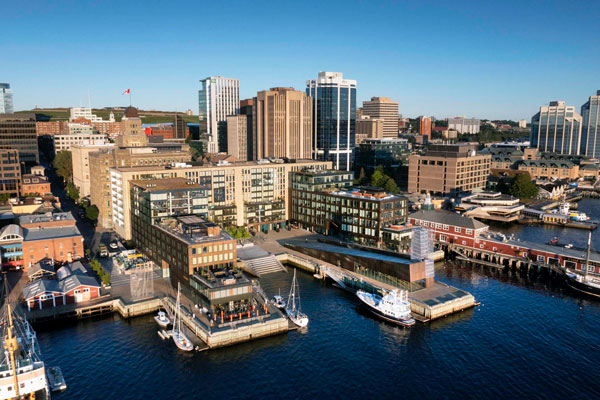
38,200,600,399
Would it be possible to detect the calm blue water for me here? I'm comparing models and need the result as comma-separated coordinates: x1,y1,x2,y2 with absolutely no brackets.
37,200,600,400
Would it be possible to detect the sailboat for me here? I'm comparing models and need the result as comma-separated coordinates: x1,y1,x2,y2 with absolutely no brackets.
0,280,50,399
172,283,194,352
285,269,309,328
564,232,600,298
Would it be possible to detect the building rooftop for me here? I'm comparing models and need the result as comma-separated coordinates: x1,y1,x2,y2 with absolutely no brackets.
23,226,82,242
157,216,234,245
19,212,74,225
409,210,488,230
112,158,329,173
331,187,404,201
0,224,23,241
130,178,202,192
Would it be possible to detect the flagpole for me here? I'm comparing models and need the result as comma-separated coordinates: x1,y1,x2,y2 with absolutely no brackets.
129,91,132,107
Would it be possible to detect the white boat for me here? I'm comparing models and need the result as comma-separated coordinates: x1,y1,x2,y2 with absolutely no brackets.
271,289,286,309
47,366,67,391
285,269,309,328
172,283,194,352
0,282,51,399
356,289,415,327
154,310,171,328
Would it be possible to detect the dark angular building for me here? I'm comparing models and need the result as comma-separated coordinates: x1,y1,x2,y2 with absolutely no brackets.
0,113,39,164
306,72,357,171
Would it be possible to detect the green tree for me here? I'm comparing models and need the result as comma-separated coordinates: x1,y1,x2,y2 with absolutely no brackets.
358,167,367,185
370,166,388,187
509,173,539,199
0,193,10,203
85,205,99,222
226,226,251,240
53,150,73,182
66,182,79,201
384,178,400,194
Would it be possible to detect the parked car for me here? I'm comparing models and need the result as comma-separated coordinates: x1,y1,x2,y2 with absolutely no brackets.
99,245,108,257
109,242,119,250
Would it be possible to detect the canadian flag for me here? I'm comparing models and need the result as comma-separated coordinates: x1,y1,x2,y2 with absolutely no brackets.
122,89,130,95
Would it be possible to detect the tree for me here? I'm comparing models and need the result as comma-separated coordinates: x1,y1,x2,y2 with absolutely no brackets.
384,178,400,194
509,173,539,199
66,182,79,201
53,150,73,182
85,205,99,222
226,226,251,240
358,167,367,185
0,193,10,203
370,166,388,187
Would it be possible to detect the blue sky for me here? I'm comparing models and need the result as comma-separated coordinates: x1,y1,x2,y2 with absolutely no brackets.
2,0,598,120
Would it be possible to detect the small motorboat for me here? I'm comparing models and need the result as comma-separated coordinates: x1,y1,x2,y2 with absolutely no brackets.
271,289,286,309
47,366,67,392
154,310,170,328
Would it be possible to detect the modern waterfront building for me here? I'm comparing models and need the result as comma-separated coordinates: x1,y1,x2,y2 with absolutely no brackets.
417,116,432,137
530,101,582,155
89,138,191,229
0,84,13,114
448,117,480,134
290,178,408,246
109,159,331,240
361,97,399,138
0,149,21,197
581,90,600,158
355,115,384,145
0,113,39,164
408,143,491,195
198,76,240,154
71,140,116,197
253,87,312,160
306,72,357,171
354,138,410,171
226,115,248,161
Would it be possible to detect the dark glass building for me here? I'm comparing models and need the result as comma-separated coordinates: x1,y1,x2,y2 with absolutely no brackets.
306,72,356,171
0,113,39,164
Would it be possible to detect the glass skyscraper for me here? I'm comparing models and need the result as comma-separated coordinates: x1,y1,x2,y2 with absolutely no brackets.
0,84,13,114
198,76,239,153
580,90,600,158
306,72,356,170
530,101,582,155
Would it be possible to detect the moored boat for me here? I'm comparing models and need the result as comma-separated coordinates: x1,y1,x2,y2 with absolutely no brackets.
356,289,415,327
154,310,171,328
286,269,309,328
172,283,194,352
564,232,600,298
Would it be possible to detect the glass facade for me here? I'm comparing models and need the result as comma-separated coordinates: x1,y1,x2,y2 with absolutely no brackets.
0,84,13,114
307,72,356,171
530,101,582,155
581,91,600,158
198,77,239,153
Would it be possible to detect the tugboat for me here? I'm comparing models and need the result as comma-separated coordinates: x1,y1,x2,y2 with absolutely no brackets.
564,232,600,298
356,289,415,327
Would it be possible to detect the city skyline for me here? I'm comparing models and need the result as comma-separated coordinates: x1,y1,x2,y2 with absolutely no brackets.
2,1,598,121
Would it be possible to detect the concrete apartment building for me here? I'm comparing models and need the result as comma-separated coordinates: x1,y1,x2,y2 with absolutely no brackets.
252,87,312,160
72,140,116,197
226,115,249,161
408,143,491,195
530,101,582,156
448,117,481,134
361,97,399,138
355,115,384,145
89,135,192,229
0,113,39,164
53,133,107,154
108,159,331,241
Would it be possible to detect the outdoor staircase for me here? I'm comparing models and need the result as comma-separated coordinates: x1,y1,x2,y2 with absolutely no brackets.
244,255,286,276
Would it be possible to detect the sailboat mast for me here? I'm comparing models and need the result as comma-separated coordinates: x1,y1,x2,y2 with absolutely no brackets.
584,231,592,277
4,279,20,397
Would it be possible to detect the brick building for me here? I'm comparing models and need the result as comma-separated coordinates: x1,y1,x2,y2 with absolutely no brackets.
21,174,51,196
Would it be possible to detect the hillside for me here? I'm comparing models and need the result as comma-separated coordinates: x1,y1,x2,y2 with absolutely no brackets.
16,108,199,124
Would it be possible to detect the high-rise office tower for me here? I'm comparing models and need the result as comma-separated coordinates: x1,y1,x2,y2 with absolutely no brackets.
173,114,187,139
0,113,39,164
306,72,357,170
581,90,600,158
0,84,14,114
361,97,399,138
198,76,239,153
226,115,248,161
253,88,312,160
530,101,582,155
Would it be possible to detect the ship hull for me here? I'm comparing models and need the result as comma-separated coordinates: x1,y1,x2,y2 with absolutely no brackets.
565,275,600,299
356,293,415,327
